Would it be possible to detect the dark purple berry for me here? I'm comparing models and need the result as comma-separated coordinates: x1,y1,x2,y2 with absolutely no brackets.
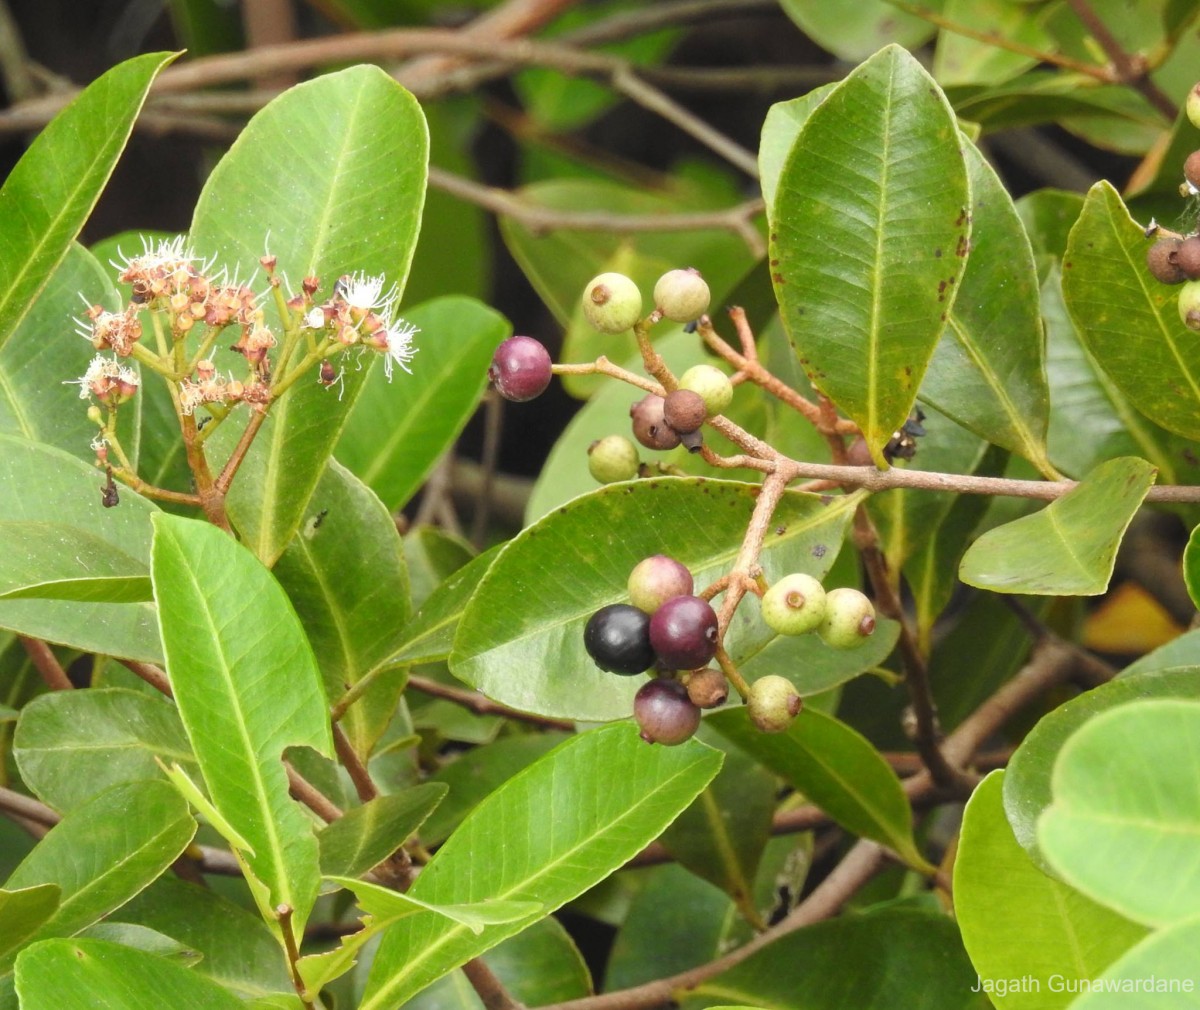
649,595,719,670
630,394,682,451
662,389,706,434
488,336,552,402
584,604,655,675
628,555,693,614
634,679,700,745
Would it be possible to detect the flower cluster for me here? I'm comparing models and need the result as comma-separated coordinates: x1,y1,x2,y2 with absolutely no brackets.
67,354,139,405
305,272,419,380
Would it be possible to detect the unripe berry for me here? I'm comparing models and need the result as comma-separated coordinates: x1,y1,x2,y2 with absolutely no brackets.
685,667,728,709
845,436,874,467
761,573,827,636
1180,280,1200,331
649,595,719,670
746,675,802,733
1147,238,1187,285
628,555,694,614
630,394,682,451
634,678,701,745
488,336,552,402
818,588,877,649
662,389,706,434
1187,151,1200,192
678,364,733,417
653,268,710,323
588,435,640,484
584,604,655,675
1189,83,1200,131
582,272,642,334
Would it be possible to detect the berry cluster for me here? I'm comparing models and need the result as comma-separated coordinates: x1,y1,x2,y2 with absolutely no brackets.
761,576,877,650
1145,92,1200,328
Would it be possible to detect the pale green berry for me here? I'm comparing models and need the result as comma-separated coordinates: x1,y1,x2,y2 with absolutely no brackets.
654,268,710,322
747,674,802,733
818,588,877,649
761,573,827,636
582,272,643,334
678,364,733,417
1188,83,1200,131
588,435,640,484
1179,279,1200,331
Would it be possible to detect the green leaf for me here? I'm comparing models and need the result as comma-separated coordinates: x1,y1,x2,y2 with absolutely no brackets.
759,86,838,213
956,771,1147,1007
0,435,161,661
14,938,244,1010
273,459,409,759
1039,698,1200,927
1,780,195,972
451,480,859,721
932,0,1050,86
337,296,509,511
1184,524,1200,612
1018,189,1085,261
771,44,970,465
1067,919,1200,1008
403,525,475,612
677,907,978,1010
318,785,448,879
0,886,59,960
0,52,174,354
1062,181,1200,441
959,456,1155,594
0,243,121,459
191,65,428,565
76,923,197,964
922,139,1054,476
150,513,333,936
778,0,935,60
708,707,930,870
659,730,776,923
359,723,723,1010
117,875,294,999
13,688,196,812
0,522,149,603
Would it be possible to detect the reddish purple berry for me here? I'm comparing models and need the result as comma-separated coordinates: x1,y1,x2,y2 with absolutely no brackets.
584,604,655,675
649,595,719,670
634,679,700,745
488,336,552,402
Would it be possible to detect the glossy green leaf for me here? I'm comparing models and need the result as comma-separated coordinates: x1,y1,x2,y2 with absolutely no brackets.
1184,524,1200,611
709,707,929,870
1067,919,1200,1009
14,688,195,812
759,85,838,213
420,732,569,846
14,938,244,1010
403,917,591,1010
933,0,1050,86
117,875,294,999
0,435,161,661
1039,699,1200,927
0,243,121,460
0,886,59,960
273,459,409,759
0,52,173,353
76,923,197,964
959,456,1154,594
337,296,508,511
360,723,722,1010
922,139,1054,476
771,45,970,465
678,907,977,1010
391,544,503,666
191,65,428,565
1062,181,1200,441
1,780,195,973
404,525,475,612
500,177,757,399
956,772,1147,1008
779,0,935,59
1043,264,1189,482
659,730,776,922
150,513,332,936
452,480,859,721
0,522,149,603
318,784,448,879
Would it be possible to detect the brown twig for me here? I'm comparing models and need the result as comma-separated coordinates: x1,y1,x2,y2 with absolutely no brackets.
462,957,525,1010
120,659,174,697
0,784,59,828
18,636,72,691
332,724,379,803
284,762,343,823
406,674,575,731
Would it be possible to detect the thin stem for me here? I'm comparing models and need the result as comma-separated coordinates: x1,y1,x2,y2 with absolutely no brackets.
120,659,174,697
214,410,268,494
551,357,662,396
19,637,72,691
0,785,59,828
284,762,343,823
471,389,503,549
462,957,525,1010
277,904,317,1010
406,674,576,731
332,724,379,803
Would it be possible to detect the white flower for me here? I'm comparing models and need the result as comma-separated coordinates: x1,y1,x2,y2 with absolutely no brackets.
336,272,396,313
381,318,419,380
304,307,326,330
64,355,120,399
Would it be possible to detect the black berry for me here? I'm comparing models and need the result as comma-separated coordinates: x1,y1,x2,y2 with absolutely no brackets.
649,595,719,670
584,604,655,675
634,679,701,745
488,336,552,402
